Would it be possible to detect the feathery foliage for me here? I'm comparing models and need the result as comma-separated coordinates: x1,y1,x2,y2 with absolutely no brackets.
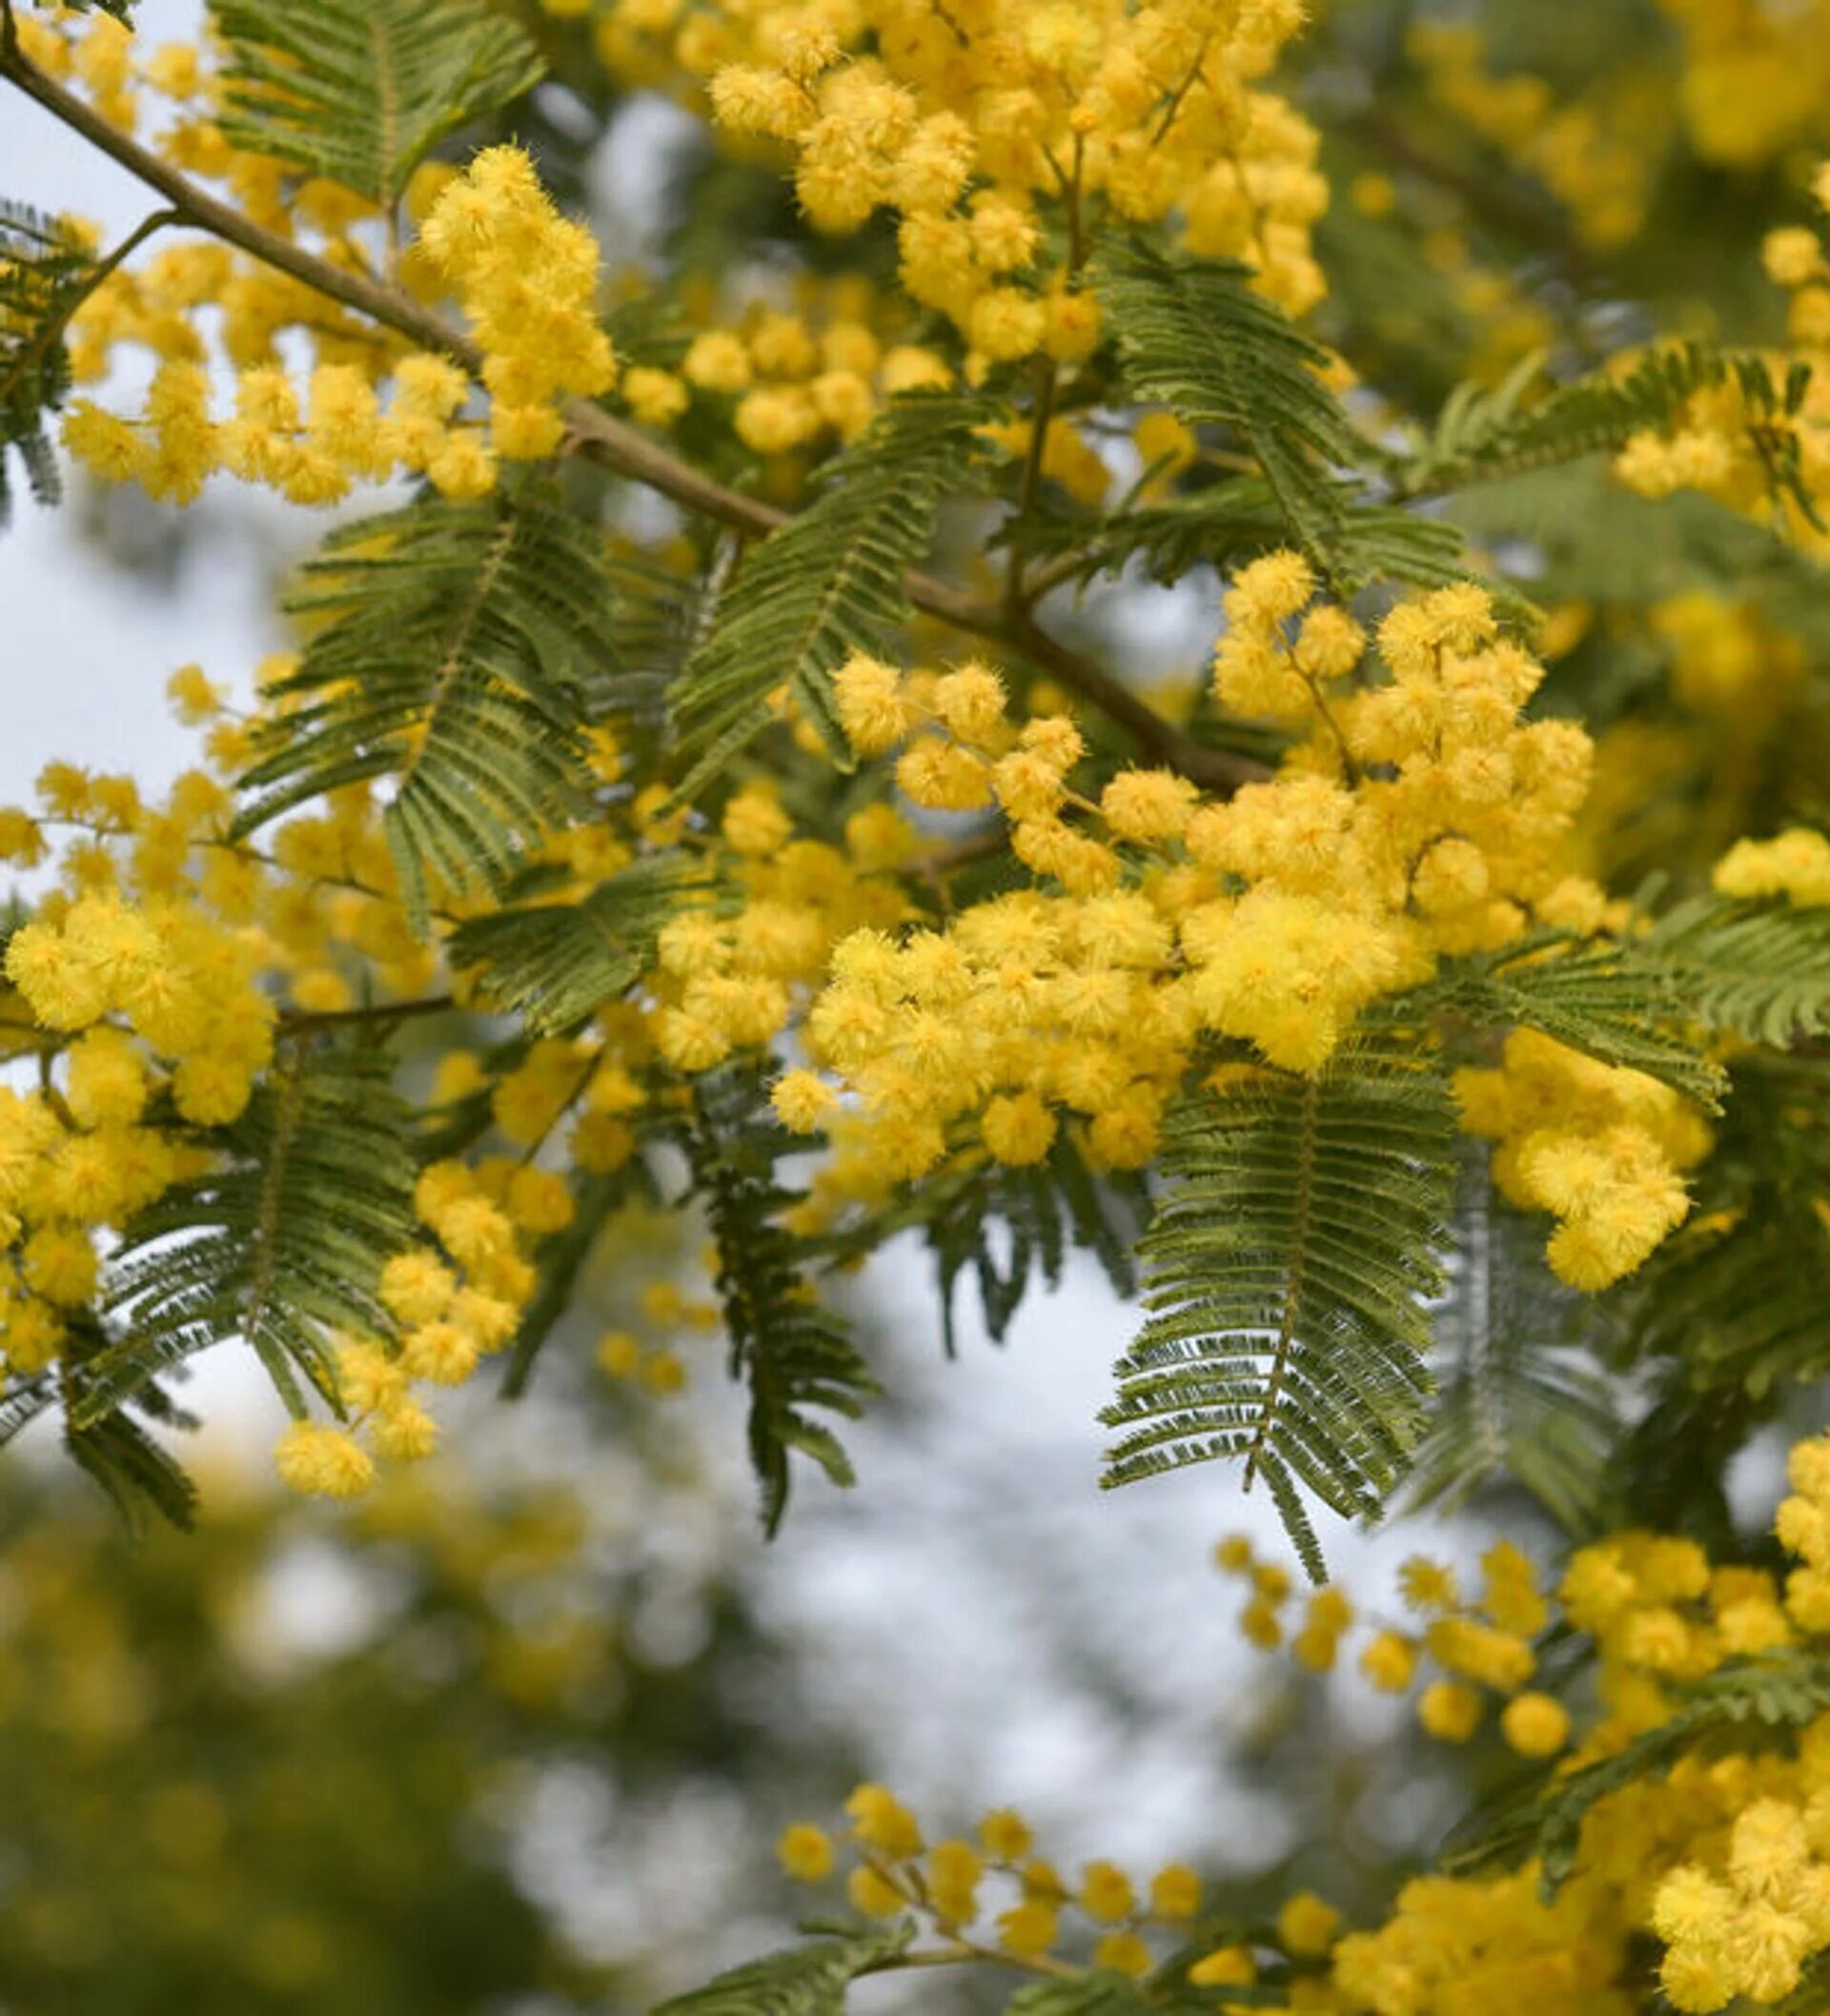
209,0,544,205
1406,343,1818,522
832,1130,1148,1356
1401,1157,1614,1533
79,1040,417,1428
0,199,95,525
1646,894,1830,1047
449,852,706,1035
1096,243,1362,574
65,1406,199,1533
668,392,991,802
1015,477,1522,608
1425,937,1726,1110
1617,1055,1830,1398
652,1926,912,2016
1102,1035,1460,1578
234,491,618,924
1005,1980,1167,2016
680,1071,878,1536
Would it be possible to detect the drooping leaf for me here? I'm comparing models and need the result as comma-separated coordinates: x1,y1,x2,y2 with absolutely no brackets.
1102,1032,1460,1578
680,1070,878,1536
1401,1154,1615,1534
79,1040,418,1426
652,1925,912,2016
1646,893,1830,1049
0,199,96,525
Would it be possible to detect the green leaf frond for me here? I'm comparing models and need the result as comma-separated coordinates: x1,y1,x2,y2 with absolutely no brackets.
1015,475,1536,618
449,851,708,1035
234,490,620,924
1101,1032,1461,1579
1407,342,1818,523
1422,935,1727,1111
828,1129,1149,1357
680,1070,879,1537
1615,1055,1830,1400
0,1313,198,1531
1646,893,1830,1048
1005,1979,1161,2016
1445,1651,1830,1896
208,0,545,205
667,390,994,804
65,1409,199,1534
651,1925,913,2016
0,198,94,525
1095,243,1363,576
77,1039,418,1428
1400,1153,1614,1535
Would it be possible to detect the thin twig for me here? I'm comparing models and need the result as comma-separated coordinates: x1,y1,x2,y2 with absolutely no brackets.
278,992,455,1035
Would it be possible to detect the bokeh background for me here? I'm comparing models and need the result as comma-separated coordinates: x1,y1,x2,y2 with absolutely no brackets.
0,3,1800,2009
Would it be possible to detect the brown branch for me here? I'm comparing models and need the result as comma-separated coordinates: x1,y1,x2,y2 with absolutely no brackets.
278,993,456,1035
1,37,1266,793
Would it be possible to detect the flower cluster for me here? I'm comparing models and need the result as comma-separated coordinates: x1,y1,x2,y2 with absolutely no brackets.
1655,0,1830,169
608,0,1326,376
662,274,953,464
776,1780,1338,1987
1614,164,1830,541
1217,1530,1570,1757
1202,1434,1830,2014
1454,1030,1711,1291
766,1431,1830,2016
60,136,613,508
773,571,1627,1246
1714,827,1830,907
27,3,615,510
1407,20,1654,252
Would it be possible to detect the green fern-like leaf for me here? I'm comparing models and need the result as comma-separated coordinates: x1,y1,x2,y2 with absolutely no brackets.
681,1071,878,1536
0,199,96,526
1425,937,1726,1110
449,852,705,1035
1005,1979,1162,2016
832,1130,1146,1356
653,1925,912,2016
1101,1036,1460,1578
65,1410,198,1534
209,0,544,204
1095,243,1362,575
1016,476,1533,611
1401,1156,1614,1534
234,490,619,924
1647,892,1830,1048
668,391,992,802
1616,1055,1830,1399
1407,342,1818,523
1445,1651,1830,1896
75,1040,418,1427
